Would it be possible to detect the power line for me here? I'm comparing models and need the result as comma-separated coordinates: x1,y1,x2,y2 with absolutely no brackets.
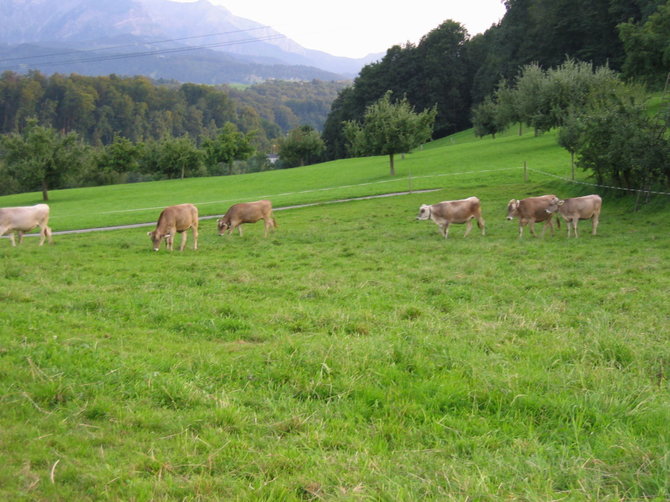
0,27,286,71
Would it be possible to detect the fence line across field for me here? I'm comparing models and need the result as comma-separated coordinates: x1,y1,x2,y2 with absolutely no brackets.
37,163,670,223
527,167,670,197
81,167,522,217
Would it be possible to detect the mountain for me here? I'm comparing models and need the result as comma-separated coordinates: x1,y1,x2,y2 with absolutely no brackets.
0,0,378,83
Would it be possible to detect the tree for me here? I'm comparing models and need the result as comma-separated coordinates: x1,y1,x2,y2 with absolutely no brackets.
0,119,87,200
619,0,670,88
343,91,436,176
278,125,325,168
150,136,204,180
560,86,670,189
202,122,255,175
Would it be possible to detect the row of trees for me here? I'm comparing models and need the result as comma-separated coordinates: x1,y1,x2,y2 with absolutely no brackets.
472,60,670,190
0,120,258,200
322,0,669,160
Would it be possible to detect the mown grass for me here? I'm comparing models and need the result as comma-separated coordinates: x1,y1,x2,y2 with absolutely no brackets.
1,130,669,500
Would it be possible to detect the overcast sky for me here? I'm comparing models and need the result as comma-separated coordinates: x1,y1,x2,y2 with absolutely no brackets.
171,0,508,58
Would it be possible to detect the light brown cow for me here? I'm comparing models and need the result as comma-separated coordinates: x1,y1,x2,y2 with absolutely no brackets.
147,203,198,251
217,200,277,237
546,194,602,237
506,194,560,237
0,204,52,246
416,196,485,239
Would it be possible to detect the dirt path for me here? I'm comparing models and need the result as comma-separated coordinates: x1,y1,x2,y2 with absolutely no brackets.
11,188,440,238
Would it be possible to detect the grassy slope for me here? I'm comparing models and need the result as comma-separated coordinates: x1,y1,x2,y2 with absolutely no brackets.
1,130,669,500
1,127,570,231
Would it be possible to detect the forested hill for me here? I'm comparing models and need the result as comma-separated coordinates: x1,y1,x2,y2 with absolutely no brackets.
0,72,347,148
322,0,669,160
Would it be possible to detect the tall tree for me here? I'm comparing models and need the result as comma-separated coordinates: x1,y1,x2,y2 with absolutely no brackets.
202,122,255,175
343,91,436,176
0,119,87,200
278,125,325,168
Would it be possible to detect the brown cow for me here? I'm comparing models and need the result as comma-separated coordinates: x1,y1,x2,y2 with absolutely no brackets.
416,196,485,239
217,200,277,237
546,194,602,237
0,204,52,246
506,194,560,237
147,203,198,251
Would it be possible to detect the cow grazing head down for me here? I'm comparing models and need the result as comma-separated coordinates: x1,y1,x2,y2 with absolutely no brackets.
506,199,520,220
147,229,171,251
216,219,230,235
416,204,432,221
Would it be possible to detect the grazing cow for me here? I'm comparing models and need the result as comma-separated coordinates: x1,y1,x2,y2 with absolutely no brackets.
416,196,485,239
546,194,602,237
147,203,198,251
217,200,277,237
0,204,52,246
506,194,560,237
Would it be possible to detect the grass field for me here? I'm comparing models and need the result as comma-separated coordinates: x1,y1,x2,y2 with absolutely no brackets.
1,129,669,500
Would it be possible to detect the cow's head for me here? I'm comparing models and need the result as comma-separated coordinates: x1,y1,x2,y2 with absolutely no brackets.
506,199,520,220
216,218,230,235
416,204,432,221
545,196,564,214
147,230,170,251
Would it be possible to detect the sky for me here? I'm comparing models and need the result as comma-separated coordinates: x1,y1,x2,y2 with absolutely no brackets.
171,0,508,59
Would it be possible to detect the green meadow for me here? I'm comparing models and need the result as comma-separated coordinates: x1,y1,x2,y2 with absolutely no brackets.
1,129,669,500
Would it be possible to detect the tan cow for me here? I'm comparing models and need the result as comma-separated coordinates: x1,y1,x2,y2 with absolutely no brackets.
0,204,52,246
546,194,602,237
506,194,560,237
217,200,277,237
147,203,198,251
416,196,485,239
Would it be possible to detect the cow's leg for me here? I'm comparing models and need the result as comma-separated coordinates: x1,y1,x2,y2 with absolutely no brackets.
17,231,25,244
477,216,486,236
8,232,17,247
166,235,174,251
192,226,198,250
179,231,188,251
463,219,473,237
441,223,450,239
235,224,243,236
530,221,539,238
38,225,49,246
591,215,599,236
572,218,579,238
518,222,524,238
263,218,270,237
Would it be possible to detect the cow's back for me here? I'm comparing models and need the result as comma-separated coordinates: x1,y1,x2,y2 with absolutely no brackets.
433,197,480,222
519,195,555,221
562,194,601,219
159,204,197,231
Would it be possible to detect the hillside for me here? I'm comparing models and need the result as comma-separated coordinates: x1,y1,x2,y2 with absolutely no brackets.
1,129,669,500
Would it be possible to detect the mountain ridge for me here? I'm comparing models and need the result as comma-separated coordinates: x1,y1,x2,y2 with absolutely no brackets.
0,0,379,83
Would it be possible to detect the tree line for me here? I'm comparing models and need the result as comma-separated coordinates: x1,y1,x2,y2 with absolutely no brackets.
0,72,346,196
322,0,669,160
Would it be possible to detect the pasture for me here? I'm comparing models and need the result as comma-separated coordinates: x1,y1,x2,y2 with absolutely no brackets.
1,129,669,500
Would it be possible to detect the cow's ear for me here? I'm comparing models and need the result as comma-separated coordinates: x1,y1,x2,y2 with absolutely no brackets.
164,233,171,239
558,200,565,206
